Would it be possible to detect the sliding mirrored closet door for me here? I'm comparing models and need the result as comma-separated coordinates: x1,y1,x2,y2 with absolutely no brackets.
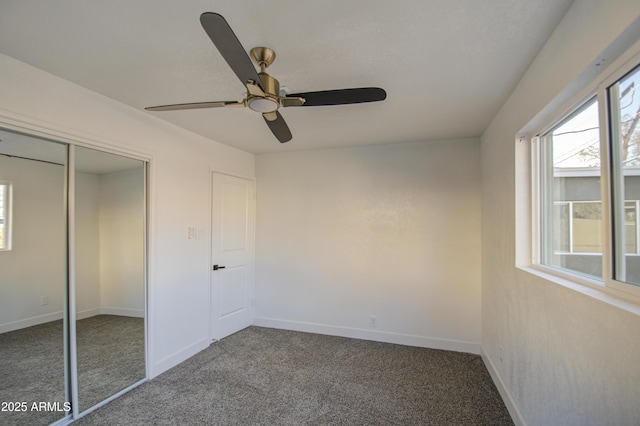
0,131,69,425
73,145,146,413
0,128,147,425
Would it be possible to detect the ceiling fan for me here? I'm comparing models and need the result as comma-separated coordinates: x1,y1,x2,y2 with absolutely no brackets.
145,12,386,143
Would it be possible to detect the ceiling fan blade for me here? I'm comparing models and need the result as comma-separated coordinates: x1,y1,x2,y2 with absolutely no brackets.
285,87,386,107
145,101,243,111
263,111,292,143
200,13,264,91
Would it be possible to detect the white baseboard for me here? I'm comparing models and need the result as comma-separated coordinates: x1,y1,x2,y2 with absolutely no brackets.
253,317,481,354
481,351,526,426
99,307,144,318
76,307,145,320
0,311,64,334
1,307,143,334
76,306,144,320
150,337,210,378
76,308,101,320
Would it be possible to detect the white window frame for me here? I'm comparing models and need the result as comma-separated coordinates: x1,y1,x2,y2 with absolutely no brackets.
530,50,640,303
0,181,12,251
600,53,640,298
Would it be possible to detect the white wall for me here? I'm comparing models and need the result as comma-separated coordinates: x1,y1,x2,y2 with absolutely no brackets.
255,139,481,353
75,172,101,317
98,167,145,317
481,1,640,425
0,156,66,332
0,163,138,329
0,52,255,376
76,167,145,318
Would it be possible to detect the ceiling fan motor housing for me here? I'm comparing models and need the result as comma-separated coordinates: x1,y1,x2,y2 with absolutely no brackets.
258,72,279,97
248,72,281,113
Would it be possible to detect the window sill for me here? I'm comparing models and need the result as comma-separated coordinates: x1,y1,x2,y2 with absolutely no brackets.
518,264,640,316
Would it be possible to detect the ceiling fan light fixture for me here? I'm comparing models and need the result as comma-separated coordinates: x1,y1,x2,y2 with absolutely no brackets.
248,97,279,113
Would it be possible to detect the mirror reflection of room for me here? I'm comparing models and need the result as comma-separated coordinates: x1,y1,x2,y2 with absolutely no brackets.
0,129,147,424
74,145,146,413
0,131,69,426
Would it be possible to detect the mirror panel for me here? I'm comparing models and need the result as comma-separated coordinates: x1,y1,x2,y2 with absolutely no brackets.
0,129,70,425
0,129,148,422
74,145,146,413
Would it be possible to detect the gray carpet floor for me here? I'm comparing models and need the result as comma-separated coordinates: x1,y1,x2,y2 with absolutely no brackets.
0,315,145,426
75,327,513,425
76,315,146,412
0,319,67,426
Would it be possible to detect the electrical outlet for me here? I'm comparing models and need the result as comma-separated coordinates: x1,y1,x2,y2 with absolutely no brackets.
369,316,377,328
498,345,504,363
41,296,48,306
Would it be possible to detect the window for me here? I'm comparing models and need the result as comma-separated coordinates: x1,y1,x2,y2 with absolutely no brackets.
534,57,640,295
610,63,640,286
0,182,11,251
539,98,602,279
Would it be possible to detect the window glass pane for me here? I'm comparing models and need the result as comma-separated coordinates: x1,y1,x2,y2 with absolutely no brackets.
542,98,601,279
572,202,602,253
611,64,640,285
553,202,570,253
624,202,637,254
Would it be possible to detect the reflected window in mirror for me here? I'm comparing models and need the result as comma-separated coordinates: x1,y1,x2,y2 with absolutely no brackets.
0,181,11,250
0,130,69,425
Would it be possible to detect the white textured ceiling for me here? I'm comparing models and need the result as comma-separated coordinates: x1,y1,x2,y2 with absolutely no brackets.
0,1,573,154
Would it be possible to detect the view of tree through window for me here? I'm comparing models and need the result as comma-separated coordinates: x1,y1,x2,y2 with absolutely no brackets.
611,64,640,285
553,100,600,169
617,68,640,166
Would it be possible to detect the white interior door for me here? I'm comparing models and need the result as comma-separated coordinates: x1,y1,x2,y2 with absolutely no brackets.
210,173,255,341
